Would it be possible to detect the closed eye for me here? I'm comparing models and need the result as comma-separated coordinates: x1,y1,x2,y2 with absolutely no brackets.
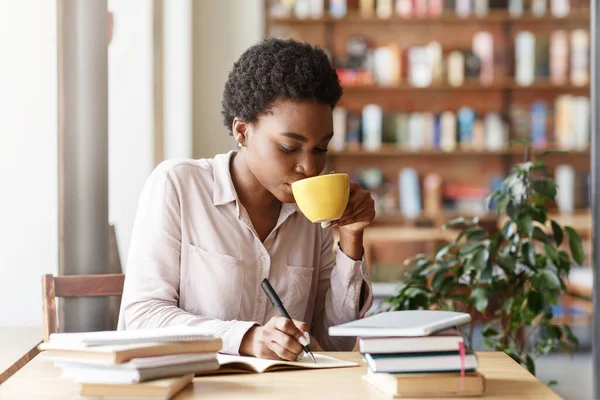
279,144,298,153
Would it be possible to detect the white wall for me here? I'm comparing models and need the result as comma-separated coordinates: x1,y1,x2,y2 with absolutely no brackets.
0,0,58,326
108,0,155,264
192,0,264,159
164,0,193,160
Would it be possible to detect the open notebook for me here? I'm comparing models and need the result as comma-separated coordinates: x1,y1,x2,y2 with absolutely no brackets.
207,353,358,374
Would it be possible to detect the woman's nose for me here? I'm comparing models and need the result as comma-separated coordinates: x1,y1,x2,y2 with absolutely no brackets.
295,154,318,177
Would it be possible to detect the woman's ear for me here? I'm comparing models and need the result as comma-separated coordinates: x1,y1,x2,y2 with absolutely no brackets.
232,118,248,147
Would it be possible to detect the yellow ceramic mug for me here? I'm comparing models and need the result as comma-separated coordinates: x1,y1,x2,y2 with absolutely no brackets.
291,173,350,224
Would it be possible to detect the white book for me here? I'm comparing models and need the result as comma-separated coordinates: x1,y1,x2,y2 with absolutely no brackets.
358,328,464,354
48,326,218,346
484,112,505,151
570,29,589,86
555,164,575,215
364,351,478,373
515,31,535,86
550,0,570,18
571,96,589,150
550,30,568,85
329,310,471,337
408,113,424,150
57,353,219,384
362,104,383,151
440,111,457,152
409,47,432,87
331,107,347,151
398,168,421,219
447,51,465,87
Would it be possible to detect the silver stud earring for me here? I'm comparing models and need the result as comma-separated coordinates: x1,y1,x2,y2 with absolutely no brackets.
238,142,243,148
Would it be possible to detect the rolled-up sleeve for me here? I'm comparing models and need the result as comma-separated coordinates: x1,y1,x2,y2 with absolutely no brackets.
117,164,257,355
310,228,373,351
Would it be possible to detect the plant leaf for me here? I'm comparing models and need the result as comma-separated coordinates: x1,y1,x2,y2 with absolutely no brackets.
536,269,561,290
533,226,549,243
495,195,509,214
527,291,544,314
502,221,516,241
482,325,498,337
547,380,558,387
498,252,516,273
435,243,454,261
525,355,536,376
540,150,568,157
550,220,563,246
506,200,519,221
470,287,489,313
547,325,562,340
533,179,557,200
562,325,580,348
431,270,448,290
544,244,559,264
459,241,484,255
531,204,547,223
521,241,536,267
480,262,493,284
467,229,487,241
444,217,468,229
564,226,585,265
413,258,433,275
518,214,534,237
503,298,515,313
471,249,490,271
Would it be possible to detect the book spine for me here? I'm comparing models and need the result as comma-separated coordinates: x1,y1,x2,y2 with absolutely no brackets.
550,30,568,85
530,101,547,149
515,31,535,86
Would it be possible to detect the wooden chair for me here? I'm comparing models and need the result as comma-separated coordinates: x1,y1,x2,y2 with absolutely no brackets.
41,273,125,342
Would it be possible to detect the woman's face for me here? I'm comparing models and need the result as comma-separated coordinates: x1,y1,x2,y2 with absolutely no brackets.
237,98,334,203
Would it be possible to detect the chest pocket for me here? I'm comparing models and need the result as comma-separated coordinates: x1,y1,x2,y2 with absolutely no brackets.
183,244,244,321
282,264,314,321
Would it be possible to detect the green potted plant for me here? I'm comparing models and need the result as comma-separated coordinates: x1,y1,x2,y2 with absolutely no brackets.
381,148,583,377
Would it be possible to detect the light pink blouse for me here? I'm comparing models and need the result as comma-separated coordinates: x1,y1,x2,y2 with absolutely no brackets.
118,151,373,354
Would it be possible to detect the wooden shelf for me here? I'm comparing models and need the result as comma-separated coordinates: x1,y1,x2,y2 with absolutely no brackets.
268,10,590,24
373,210,498,223
328,144,590,157
341,81,590,93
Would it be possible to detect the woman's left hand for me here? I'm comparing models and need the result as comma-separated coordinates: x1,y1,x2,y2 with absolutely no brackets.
331,182,375,235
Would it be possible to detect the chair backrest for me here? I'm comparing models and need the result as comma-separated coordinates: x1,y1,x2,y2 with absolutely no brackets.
41,273,125,342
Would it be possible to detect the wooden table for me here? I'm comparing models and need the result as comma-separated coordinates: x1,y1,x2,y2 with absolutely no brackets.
0,351,561,399
0,327,43,384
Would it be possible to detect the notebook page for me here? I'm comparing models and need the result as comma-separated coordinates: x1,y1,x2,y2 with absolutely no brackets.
216,353,358,373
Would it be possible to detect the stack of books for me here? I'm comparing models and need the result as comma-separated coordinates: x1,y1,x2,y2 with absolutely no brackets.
38,326,222,399
329,310,486,398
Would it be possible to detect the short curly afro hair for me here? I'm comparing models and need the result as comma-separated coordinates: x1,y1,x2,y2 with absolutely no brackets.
221,37,343,135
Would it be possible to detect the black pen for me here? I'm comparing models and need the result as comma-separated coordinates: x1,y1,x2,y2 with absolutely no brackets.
260,278,316,363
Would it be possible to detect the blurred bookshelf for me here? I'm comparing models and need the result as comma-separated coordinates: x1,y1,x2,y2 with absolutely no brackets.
265,0,592,282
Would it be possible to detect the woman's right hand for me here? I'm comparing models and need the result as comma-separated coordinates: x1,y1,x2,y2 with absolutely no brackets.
239,316,310,361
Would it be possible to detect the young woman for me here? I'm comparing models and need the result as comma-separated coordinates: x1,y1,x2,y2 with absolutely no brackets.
118,38,375,361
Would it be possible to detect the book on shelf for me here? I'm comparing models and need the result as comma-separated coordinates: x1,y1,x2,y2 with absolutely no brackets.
75,373,194,400
362,369,485,398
